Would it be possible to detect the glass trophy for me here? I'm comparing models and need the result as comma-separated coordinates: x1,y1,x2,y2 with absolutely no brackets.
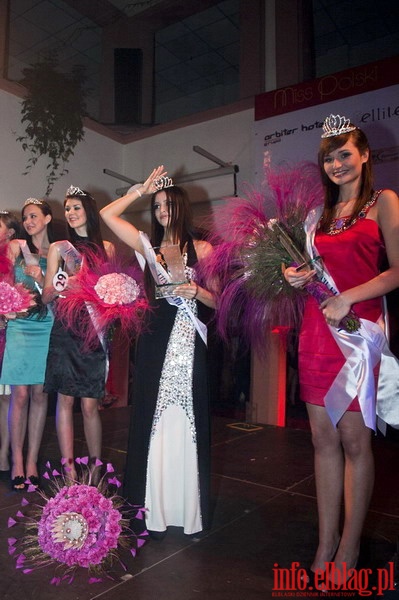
154,244,187,298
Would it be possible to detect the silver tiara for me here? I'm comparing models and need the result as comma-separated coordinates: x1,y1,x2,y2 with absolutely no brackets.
0,210,10,215
321,114,357,138
66,185,85,196
154,176,174,191
24,198,43,206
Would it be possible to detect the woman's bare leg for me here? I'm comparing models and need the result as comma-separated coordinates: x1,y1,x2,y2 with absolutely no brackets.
81,397,102,483
9,385,29,484
25,384,48,478
333,411,374,575
307,403,343,572
56,393,77,480
0,393,11,470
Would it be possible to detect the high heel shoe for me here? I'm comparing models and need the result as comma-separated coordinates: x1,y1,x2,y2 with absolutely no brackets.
300,567,316,587
26,475,39,489
320,558,359,595
11,476,25,491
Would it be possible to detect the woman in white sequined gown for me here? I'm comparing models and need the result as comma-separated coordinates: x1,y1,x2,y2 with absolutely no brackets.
101,167,216,536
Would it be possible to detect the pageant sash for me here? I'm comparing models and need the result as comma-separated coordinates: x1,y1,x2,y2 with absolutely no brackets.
304,208,399,431
17,240,44,294
55,240,82,275
135,232,207,345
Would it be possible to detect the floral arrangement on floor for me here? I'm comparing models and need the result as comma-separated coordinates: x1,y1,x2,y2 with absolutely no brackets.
54,248,149,350
8,458,147,585
200,162,359,352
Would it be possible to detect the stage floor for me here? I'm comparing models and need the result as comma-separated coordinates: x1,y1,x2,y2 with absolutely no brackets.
0,405,398,599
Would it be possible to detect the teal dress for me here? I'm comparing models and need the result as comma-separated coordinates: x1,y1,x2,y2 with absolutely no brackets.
0,256,53,385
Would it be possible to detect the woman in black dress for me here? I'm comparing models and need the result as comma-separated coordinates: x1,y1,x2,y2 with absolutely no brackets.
101,167,215,536
43,186,114,480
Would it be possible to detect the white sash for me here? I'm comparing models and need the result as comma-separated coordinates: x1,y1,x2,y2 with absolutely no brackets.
17,240,43,294
304,208,399,431
135,232,207,346
55,240,82,275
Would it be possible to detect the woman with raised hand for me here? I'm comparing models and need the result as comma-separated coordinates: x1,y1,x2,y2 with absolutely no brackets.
284,114,399,585
0,199,54,490
43,186,114,482
100,167,215,538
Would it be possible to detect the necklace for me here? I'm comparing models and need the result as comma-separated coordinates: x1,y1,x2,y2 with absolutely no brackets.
326,191,381,235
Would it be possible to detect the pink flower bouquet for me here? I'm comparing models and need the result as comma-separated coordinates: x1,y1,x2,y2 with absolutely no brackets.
54,248,149,350
0,281,35,315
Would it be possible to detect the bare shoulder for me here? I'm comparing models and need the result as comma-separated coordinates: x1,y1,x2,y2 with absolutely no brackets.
378,188,399,205
48,240,61,254
45,242,63,271
377,189,399,219
376,189,399,234
47,240,65,258
104,240,115,258
193,239,213,260
9,239,21,259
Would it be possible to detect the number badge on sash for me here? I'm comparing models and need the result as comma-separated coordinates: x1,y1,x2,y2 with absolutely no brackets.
53,268,68,293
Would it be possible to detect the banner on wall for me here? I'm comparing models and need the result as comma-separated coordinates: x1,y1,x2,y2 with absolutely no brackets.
253,56,399,192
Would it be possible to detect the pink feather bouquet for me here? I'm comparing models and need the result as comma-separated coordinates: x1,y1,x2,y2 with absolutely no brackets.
54,248,149,350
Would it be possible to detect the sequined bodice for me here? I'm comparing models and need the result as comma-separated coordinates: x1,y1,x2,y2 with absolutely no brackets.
151,251,199,442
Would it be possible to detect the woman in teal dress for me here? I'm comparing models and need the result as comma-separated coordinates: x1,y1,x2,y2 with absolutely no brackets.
0,198,55,490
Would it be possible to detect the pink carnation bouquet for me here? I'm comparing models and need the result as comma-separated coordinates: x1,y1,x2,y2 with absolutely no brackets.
8,458,147,585
54,248,149,351
0,281,35,315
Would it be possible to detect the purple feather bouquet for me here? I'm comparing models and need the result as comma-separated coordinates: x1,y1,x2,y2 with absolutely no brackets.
267,218,360,333
201,162,359,352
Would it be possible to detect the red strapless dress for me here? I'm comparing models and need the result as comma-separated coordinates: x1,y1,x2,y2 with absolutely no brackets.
299,217,386,410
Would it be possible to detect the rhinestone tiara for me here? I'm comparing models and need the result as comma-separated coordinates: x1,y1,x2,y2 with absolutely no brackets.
321,114,357,138
23,198,43,206
66,185,85,197
153,176,174,191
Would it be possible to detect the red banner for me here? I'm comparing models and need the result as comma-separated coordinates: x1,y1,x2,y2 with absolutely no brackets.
255,56,399,121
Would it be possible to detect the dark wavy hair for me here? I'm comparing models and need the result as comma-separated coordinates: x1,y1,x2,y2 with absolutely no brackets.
318,126,374,232
64,190,106,259
0,211,22,240
22,200,55,253
150,185,200,251
144,185,207,297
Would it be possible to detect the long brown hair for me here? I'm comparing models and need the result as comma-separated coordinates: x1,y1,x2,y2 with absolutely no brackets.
150,185,197,252
144,185,205,298
22,200,55,253
318,127,374,232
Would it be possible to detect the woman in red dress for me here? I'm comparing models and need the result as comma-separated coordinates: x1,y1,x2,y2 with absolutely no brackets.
284,114,399,584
